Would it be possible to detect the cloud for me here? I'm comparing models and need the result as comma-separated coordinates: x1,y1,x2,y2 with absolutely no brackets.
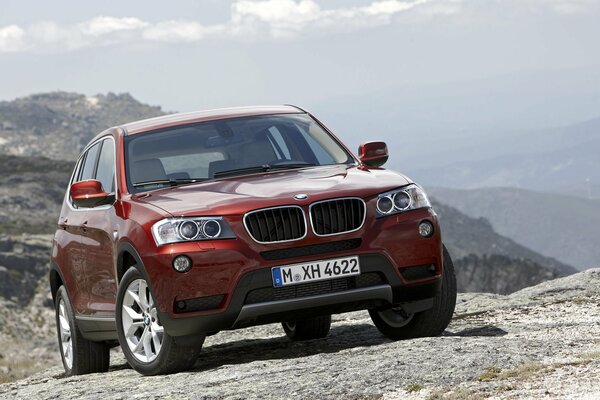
0,25,25,52
0,0,597,53
79,16,149,36
142,21,208,42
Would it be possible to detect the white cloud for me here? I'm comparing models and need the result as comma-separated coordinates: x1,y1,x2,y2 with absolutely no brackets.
79,16,149,36
0,0,597,53
143,21,207,42
0,25,25,52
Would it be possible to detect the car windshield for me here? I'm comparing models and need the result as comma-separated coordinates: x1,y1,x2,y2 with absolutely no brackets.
124,113,355,193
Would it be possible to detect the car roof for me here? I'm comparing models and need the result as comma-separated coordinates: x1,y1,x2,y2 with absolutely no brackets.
121,105,305,136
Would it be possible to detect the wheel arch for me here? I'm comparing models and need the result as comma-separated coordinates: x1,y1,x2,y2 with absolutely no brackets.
49,263,66,304
116,241,148,283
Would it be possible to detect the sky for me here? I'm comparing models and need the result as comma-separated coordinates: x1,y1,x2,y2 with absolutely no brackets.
1,0,600,165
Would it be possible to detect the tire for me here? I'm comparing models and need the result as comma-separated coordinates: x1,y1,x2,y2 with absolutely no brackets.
115,267,204,375
55,286,110,375
369,245,457,340
282,315,332,340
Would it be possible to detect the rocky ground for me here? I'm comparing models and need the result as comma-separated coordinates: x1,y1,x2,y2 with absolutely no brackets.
1,269,599,399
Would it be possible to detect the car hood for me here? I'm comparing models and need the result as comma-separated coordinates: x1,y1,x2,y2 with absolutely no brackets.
135,165,412,216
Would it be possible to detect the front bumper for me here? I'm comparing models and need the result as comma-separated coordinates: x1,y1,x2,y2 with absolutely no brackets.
157,253,441,336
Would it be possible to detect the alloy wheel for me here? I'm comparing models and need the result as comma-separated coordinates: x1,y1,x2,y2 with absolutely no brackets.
121,278,164,363
58,299,73,369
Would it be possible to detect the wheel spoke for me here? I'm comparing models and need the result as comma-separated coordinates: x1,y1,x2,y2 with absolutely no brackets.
123,305,143,321
126,320,145,337
58,304,70,331
143,328,153,359
126,288,141,309
133,328,147,354
138,280,149,310
151,330,162,354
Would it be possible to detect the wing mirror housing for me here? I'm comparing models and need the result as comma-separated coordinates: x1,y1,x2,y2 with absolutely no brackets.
358,141,388,168
70,180,115,208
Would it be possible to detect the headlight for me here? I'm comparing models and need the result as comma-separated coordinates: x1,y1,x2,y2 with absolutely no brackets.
376,184,431,217
151,217,236,245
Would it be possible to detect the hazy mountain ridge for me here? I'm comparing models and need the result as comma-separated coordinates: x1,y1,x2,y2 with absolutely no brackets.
431,200,576,294
411,117,600,197
0,92,165,161
0,155,73,234
430,187,600,270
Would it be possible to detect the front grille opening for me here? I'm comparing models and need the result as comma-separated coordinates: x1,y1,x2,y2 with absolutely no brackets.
311,198,365,236
174,294,224,313
260,238,362,261
244,272,386,305
245,206,306,243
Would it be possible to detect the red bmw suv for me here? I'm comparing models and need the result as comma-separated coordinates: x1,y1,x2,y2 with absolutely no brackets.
50,106,456,376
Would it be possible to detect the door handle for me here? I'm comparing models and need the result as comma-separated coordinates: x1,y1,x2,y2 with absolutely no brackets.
81,220,88,232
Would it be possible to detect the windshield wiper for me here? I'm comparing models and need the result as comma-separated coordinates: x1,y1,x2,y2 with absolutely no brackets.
213,162,316,179
133,178,207,188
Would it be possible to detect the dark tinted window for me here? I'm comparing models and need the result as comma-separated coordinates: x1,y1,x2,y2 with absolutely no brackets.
95,140,115,193
79,142,101,181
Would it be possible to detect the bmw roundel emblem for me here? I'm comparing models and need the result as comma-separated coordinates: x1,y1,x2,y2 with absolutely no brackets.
294,194,308,200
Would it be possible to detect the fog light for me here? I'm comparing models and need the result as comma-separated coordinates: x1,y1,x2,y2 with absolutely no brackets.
418,221,434,237
172,255,192,273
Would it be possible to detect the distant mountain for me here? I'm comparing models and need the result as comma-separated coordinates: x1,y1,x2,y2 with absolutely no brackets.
431,200,576,294
410,117,600,198
429,187,600,270
0,92,165,161
0,155,73,234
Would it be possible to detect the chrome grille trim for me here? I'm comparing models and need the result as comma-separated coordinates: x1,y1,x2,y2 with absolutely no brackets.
243,205,307,244
309,197,366,237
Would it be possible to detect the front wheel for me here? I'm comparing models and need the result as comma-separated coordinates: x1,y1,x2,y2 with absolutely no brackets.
369,245,457,340
116,267,204,375
55,286,110,375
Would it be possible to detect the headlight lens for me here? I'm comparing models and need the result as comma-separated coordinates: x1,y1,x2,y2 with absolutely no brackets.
376,184,431,217
151,217,235,245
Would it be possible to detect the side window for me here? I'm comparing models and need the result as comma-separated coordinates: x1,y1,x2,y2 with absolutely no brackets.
78,142,101,181
95,140,115,193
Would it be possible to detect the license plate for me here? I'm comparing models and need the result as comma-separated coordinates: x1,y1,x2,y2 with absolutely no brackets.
272,256,360,287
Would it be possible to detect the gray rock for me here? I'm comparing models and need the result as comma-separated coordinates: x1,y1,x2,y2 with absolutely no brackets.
1,270,599,399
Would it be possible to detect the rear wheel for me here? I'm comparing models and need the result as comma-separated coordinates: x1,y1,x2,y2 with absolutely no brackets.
282,315,332,340
116,267,204,375
369,245,457,340
55,286,110,375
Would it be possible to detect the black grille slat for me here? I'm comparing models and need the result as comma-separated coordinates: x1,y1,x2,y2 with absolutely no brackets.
245,207,305,243
311,198,365,236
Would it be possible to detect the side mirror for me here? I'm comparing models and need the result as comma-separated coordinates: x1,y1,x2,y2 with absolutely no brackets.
358,141,388,168
70,180,115,208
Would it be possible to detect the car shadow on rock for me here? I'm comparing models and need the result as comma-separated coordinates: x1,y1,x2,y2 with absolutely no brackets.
446,326,507,337
193,323,388,371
